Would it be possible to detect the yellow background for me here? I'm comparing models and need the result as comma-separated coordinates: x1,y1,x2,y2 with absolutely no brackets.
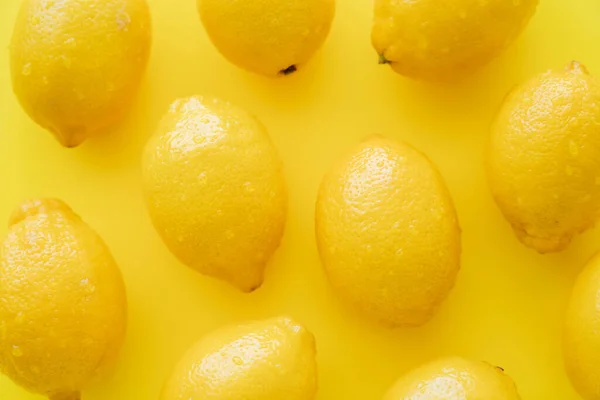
0,0,599,398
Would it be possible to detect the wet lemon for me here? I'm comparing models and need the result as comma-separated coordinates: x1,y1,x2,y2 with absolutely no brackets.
198,0,335,76
372,0,538,82
487,62,600,253
316,136,461,327
0,199,127,400
10,0,152,147
385,357,521,399
161,316,317,399
564,252,600,400
142,96,287,292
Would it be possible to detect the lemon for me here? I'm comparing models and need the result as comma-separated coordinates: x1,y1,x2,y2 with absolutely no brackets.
315,136,461,327
161,316,317,400
142,96,287,292
564,252,600,400
372,0,538,82
487,61,600,253
198,0,335,76
384,357,521,399
10,0,152,147
0,199,127,400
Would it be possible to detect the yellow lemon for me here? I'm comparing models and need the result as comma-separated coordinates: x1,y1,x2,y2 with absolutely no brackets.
487,61,600,253
372,0,538,82
384,357,521,399
315,136,461,327
142,96,287,292
0,199,127,400
198,0,335,76
10,0,152,147
564,252,600,400
161,316,317,400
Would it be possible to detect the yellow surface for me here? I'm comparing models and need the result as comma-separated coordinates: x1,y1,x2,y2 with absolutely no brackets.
0,0,599,398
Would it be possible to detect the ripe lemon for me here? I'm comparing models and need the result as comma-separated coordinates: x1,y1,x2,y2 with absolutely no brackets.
487,61,600,253
142,96,287,292
198,0,335,76
161,316,317,400
315,136,461,327
10,0,152,147
564,252,600,400
372,0,538,82
384,357,521,399
0,199,127,400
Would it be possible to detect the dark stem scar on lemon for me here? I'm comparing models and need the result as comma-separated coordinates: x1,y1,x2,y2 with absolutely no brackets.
279,65,297,75
378,54,391,65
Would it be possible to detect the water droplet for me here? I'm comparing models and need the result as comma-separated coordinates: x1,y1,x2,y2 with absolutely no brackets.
595,177,600,185
42,76,49,85
64,37,76,48
30,365,40,374
12,346,23,357
61,55,72,69
569,140,579,156
21,63,31,76
197,172,207,184
232,356,243,365
225,230,234,240
582,194,592,203
243,182,254,193
177,235,184,243
459,11,467,18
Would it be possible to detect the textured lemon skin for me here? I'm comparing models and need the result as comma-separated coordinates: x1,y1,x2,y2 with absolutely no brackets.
384,357,521,400
0,199,127,400
198,0,335,76
10,0,152,147
315,137,461,327
487,62,600,253
564,252,600,400
372,0,537,82
142,96,287,292
161,316,317,400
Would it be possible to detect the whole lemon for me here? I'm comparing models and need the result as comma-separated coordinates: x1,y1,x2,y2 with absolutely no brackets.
315,136,461,327
564,252,600,400
143,96,287,292
487,62,600,253
161,316,317,400
10,0,152,147
198,0,335,76
372,0,538,82
0,199,127,400
384,357,521,399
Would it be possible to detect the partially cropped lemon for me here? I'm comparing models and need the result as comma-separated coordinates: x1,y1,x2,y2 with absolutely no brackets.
0,199,127,400
143,96,287,292
316,136,461,327
564,252,600,400
372,0,538,82
198,0,335,76
487,61,600,253
161,316,317,400
384,357,521,399
10,0,152,147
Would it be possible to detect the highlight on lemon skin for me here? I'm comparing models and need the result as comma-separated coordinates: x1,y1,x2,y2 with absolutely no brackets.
372,0,538,82
487,61,600,253
315,136,461,327
10,0,152,147
0,198,127,400
142,95,287,292
197,0,335,77
161,316,318,400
